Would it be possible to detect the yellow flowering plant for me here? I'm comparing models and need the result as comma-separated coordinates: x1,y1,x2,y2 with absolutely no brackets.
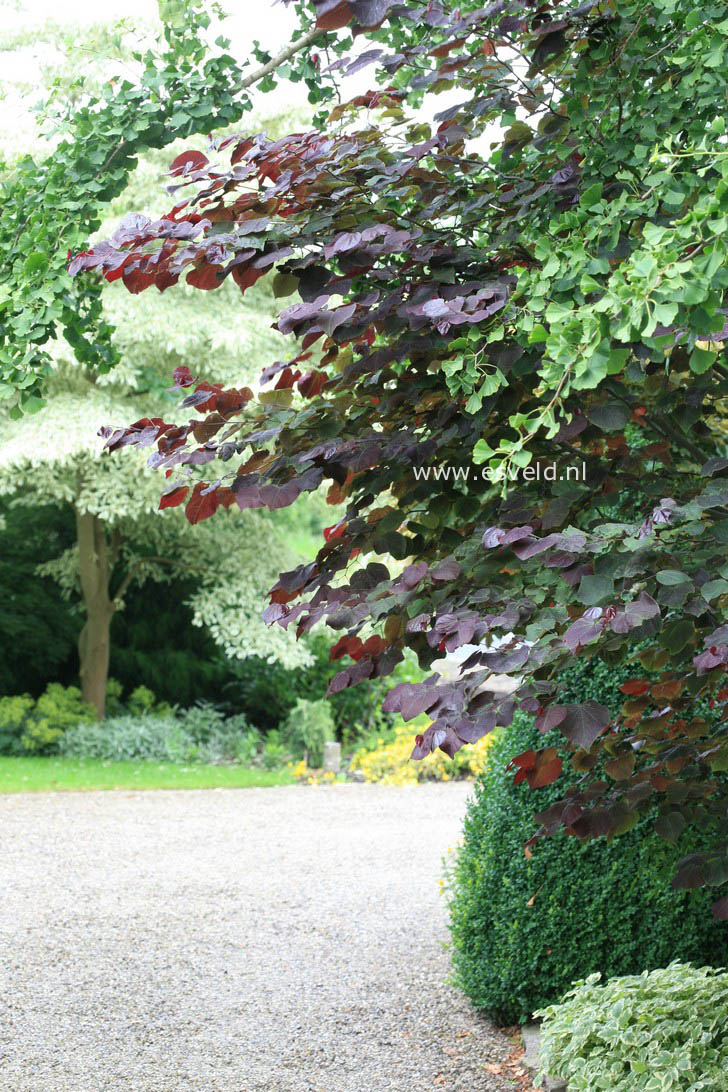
289,759,342,786
350,716,497,786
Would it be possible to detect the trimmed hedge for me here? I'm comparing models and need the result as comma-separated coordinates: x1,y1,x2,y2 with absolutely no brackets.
448,711,728,1026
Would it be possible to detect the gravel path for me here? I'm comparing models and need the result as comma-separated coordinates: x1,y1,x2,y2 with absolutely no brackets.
0,783,516,1091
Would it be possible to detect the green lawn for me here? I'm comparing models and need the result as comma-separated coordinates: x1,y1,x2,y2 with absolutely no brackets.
0,756,293,793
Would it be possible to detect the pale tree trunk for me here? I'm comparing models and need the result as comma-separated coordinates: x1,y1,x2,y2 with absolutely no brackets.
76,509,115,720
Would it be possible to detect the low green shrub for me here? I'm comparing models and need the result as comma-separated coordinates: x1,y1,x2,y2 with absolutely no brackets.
127,685,173,717
536,963,728,1091
260,728,290,770
105,678,173,718
198,722,261,765
60,715,195,762
0,695,35,755
60,708,264,765
282,697,334,767
179,704,261,763
0,684,95,754
177,701,229,742
448,712,728,1025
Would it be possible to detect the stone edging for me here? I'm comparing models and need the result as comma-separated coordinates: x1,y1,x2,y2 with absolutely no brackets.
521,1023,568,1091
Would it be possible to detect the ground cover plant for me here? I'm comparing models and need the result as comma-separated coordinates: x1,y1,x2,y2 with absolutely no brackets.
0,684,95,755
0,682,281,767
535,963,728,1091
7,1,728,914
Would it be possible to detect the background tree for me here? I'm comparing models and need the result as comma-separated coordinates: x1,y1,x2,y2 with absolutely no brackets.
75,0,728,917
0,6,321,715
0,372,305,716
0,503,79,695
0,0,323,414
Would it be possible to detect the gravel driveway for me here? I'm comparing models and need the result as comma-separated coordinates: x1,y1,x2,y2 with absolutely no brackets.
0,783,516,1091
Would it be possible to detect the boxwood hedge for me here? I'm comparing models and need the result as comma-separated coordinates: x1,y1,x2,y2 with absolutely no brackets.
448,663,728,1025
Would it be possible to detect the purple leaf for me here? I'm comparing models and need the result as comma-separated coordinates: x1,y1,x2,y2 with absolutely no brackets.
513,533,563,560
382,682,440,721
327,668,352,695
694,646,728,673
502,525,534,546
535,705,567,734
324,231,363,259
431,558,461,582
559,702,610,750
351,0,397,27
401,562,428,589
483,527,506,548
564,617,601,651
422,298,450,318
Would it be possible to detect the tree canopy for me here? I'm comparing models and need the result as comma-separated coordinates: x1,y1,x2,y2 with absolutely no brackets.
0,5,321,714
49,0,728,917
0,0,322,413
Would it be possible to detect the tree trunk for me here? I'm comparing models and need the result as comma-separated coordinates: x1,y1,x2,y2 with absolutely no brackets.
76,509,114,719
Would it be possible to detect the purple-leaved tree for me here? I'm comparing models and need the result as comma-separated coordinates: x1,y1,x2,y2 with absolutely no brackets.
71,0,728,917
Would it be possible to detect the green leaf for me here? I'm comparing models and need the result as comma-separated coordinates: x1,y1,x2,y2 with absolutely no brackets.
656,570,689,585
465,390,482,414
511,447,532,469
606,348,629,374
577,573,614,606
689,346,717,374
473,439,495,463
700,578,728,601
660,619,695,654
580,182,603,209
23,253,48,276
272,272,299,298
588,401,630,431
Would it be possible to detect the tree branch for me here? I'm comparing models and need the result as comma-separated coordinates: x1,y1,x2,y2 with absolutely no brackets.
101,26,322,176
111,554,196,608
235,26,322,93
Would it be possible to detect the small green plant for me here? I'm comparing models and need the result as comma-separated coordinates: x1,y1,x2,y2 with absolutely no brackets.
178,701,226,743
127,685,172,717
106,679,174,718
536,963,728,1091
282,698,334,768
261,728,290,770
0,694,35,755
105,677,125,715
195,716,261,764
